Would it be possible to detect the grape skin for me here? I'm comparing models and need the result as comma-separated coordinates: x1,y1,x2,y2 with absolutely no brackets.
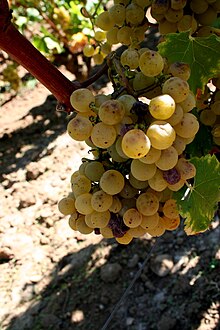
70,88,95,112
67,115,93,141
147,121,176,150
149,94,176,120
98,100,125,125
155,146,178,171
122,129,151,159
75,193,93,215
136,192,160,216
91,122,117,148
131,159,157,181
162,77,190,103
139,50,164,77
91,190,113,212
174,113,199,138
100,170,125,195
58,197,76,215
123,208,142,228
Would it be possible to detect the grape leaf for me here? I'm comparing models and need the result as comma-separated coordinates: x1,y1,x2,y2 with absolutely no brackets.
158,32,220,93
174,155,220,234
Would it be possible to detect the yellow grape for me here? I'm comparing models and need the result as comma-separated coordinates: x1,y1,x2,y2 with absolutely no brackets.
159,19,177,34
136,192,160,216
107,143,128,162
83,44,95,57
162,199,179,219
116,232,133,244
117,26,134,45
84,161,105,182
109,196,122,213
125,3,145,26
91,122,117,148
166,104,183,126
75,193,93,215
190,0,208,14
151,0,169,14
169,62,191,81
165,8,184,23
100,170,125,195
123,208,142,228
132,72,155,92
71,174,91,197
140,212,160,230
147,217,166,236
91,190,113,212
174,113,199,138
106,27,119,45
119,198,136,217
200,109,217,126
99,100,125,125
211,101,220,115
180,91,196,113
117,94,136,115
58,197,76,215
172,135,186,155
95,11,114,31
129,173,149,189
120,49,140,69
70,88,95,112
168,179,185,191
149,94,176,120
94,30,106,41
95,94,111,107
177,15,197,33
171,0,187,10
109,4,126,26
139,50,164,77
122,128,151,158
131,159,157,181
128,226,147,238
90,210,111,228
162,77,190,103
119,180,138,199
93,53,104,65
100,226,114,238
161,215,180,230
76,215,93,234
67,115,93,141
139,147,161,164
147,121,176,150
175,158,196,180
148,168,168,191
155,146,178,171
68,214,78,230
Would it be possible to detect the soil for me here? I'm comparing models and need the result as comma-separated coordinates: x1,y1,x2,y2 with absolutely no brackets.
0,67,219,330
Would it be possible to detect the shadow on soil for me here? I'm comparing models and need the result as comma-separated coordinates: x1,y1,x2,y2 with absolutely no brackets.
0,95,67,178
4,229,220,330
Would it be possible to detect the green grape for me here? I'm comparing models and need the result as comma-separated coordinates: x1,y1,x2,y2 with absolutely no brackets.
139,50,164,77
76,215,93,234
106,27,119,45
91,122,117,148
200,109,217,126
94,30,106,42
70,170,80,183
71,175,91,197
95,94,111,107
90,210,111,228
172,135,186,155
144,85,163,99
116,232,133,244
174,113,199,138
147,218,166,236
190,0,208,14
109,4,126,26
133,25,147,43
100,169,125,195
85,213,95,228
148,168,168,191
139,147,161,164
169,62,191,81
211,0,220,11
99,100,125,125
149,94,176,120
75,193,93,215
120,49,140,70
135,0,152,8
83,44,95,57
118,197,137,217
155,146,178,170
136,192,160,216
114,0,130,5
147,121,176,150
117,94,136,116
179,91,196,113
177,15,197,33
127,226,147,238
125,3,145,26
115,136,129,159
162,77,190,103
170,0,187,10
95,11,114,31
159,19,177,34
79,161,88,175
140,212,159,229
132,72,155,92
100,226,114,238
67,115,93,141
107,143,128,162
175,158,196,180
93,53,104,65
70,88,95,112
211,101,220,115
129,173,149,189
119,180,138,199
151,0,169,14
163,199,179,219
91,190,113,212
162,215,180,231
117,26,134,45
58,197,76,215
196,7,218,26
166,104,183,126
122,129,151,158
109,196,122,213
131,159,157,181
123,208,143,228
165,8,184,23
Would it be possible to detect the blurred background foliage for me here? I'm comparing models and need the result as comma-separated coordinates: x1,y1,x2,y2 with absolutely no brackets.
1,0,107,99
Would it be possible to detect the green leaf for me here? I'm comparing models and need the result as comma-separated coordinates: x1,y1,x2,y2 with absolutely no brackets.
185,124,213,158
158,31,220,93
174,155,220,234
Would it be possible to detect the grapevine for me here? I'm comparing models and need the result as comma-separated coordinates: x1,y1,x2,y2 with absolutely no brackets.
0,0,220,244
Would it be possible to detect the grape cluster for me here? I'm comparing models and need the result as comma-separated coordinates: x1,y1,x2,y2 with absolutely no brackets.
82,0,220,64
198,76,220,146
58,48,200,244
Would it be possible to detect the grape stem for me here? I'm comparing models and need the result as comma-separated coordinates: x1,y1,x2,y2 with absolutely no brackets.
0,0,108,113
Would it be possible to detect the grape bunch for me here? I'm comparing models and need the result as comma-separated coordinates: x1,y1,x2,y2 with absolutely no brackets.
58,47,200,244
82,0,220,65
